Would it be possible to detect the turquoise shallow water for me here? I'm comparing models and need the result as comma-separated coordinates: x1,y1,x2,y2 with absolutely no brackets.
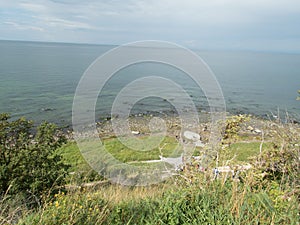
0,40,299,126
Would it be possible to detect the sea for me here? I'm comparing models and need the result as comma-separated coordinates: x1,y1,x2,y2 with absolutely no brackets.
0,40,299,127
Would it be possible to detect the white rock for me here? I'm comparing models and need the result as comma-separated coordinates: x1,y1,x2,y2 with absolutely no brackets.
131,131,140,135
183,131,200,141
254,129,262,134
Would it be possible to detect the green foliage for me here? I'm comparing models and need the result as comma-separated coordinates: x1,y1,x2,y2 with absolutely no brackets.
0,113,69,199
251,124,300,189
297,90,300,100
19,181,299,225
20,191,109,225
223,115,250,140
252,144,300,188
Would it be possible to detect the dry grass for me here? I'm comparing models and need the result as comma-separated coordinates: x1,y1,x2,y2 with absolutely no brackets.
80,182,172,204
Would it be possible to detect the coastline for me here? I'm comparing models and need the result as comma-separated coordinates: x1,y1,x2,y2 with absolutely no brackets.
67,112,300,149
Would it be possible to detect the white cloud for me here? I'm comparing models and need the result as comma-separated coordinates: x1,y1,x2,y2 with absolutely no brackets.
0,0,300,51
3,21,44,32
33,16,97,30
20,2,48,13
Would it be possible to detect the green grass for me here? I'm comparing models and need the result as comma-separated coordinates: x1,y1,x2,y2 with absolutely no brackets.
56,136,181,184
58,137,272,169
57,142,89,172
105,136,181,162
225,142,273,162
18,180,300,225
58,136,181,169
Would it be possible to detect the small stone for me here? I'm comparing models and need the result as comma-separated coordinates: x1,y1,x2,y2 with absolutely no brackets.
247,126,254,131
254,129,262,134
131,130,140,135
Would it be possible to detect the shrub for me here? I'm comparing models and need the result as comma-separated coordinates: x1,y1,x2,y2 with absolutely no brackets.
251,122,300,189
0,113,69,201
223,115,250,141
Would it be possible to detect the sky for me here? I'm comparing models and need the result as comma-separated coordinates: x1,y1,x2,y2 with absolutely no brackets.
0,0,300,52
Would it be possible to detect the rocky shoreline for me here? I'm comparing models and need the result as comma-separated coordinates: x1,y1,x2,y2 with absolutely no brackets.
68,112,300,143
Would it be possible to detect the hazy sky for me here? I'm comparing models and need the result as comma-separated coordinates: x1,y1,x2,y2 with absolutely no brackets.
1,0,300,52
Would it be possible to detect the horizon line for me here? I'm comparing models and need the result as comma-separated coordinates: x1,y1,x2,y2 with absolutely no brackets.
1,38,299,55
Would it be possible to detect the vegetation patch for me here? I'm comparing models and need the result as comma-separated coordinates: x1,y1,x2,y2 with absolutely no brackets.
59,136,181,166
225,142,273,162
1,114,299,225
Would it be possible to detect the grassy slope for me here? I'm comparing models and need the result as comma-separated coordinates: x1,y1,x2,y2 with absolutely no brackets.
16,119,300,225
57,136,181,170
58,137,266,172
226,142,273,162
19,177,299,225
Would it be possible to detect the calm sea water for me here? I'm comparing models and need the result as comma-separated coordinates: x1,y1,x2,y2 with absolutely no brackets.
0,40,299,126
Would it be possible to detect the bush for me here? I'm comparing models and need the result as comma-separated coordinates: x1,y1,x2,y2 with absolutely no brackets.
0,113,69,200
251,122,300,188
223,115,250,141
